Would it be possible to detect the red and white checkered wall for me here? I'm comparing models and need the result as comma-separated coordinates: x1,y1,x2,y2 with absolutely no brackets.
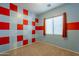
0,3,45,52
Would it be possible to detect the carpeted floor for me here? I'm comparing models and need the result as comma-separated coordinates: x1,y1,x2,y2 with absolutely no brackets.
1,42,79,56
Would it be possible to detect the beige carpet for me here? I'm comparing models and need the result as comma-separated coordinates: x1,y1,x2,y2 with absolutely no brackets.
1,42,79,56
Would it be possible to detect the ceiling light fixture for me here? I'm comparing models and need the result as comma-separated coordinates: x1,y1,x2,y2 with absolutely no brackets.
47,4,51,7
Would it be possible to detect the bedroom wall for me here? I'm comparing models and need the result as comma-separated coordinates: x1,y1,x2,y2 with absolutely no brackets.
38,3,79,52
0,3,39,53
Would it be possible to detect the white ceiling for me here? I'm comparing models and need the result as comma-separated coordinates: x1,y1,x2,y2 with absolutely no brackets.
16,3,64,15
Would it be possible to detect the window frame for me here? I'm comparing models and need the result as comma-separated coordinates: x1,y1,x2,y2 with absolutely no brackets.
44,12,67,38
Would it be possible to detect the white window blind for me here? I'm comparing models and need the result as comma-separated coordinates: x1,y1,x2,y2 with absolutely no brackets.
45,15,63,35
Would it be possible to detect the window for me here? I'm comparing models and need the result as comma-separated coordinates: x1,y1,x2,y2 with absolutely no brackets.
45,15,63,35
46,18,54,34
54,16,63,35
